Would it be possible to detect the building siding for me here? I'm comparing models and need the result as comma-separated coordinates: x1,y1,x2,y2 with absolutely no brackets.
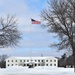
6,57,58,67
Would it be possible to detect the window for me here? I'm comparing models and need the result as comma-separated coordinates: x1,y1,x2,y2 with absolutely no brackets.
50,64,52,66
38,64,40,66
15,60,17,62
8,60,9,62
54,64,56,66
27,64,29,66
41,60,43,62
46,64,48,66
12,64,13,66
54,60,56,62
50,60,52,62
27,60,29,62
24,64,26,66
38,60,40,62
12,60,13,62
35,64,37,66
24,60,25,62
35,60,36,62
20,60,22,62
46,60,48,62
8,64,9,66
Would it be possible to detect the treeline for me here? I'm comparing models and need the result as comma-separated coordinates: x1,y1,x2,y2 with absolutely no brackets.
58,54,74,68
0,55,8,68
0,54,74,68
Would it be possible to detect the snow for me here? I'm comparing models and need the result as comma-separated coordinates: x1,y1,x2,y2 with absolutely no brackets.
0,66,74,75
6,56,57,60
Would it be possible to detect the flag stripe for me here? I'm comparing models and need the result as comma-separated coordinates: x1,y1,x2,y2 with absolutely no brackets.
31,19,41,24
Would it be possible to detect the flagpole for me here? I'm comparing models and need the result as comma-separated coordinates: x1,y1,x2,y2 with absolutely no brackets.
30,18,41,67
30,18,32,63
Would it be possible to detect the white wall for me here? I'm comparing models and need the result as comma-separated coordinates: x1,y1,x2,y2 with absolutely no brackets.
45,57,58,67
6,57,19,67
6,57,58,67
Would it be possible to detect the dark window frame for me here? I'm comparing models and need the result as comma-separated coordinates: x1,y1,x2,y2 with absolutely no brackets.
50,64,52,66
54,60,56,62
46,60,48,62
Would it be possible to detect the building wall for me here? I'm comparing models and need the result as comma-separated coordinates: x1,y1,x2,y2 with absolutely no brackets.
6,57,58,67
6,57,20,67
44,58,58,67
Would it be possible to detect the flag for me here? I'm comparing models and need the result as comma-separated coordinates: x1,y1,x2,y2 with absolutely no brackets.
31,19,41,24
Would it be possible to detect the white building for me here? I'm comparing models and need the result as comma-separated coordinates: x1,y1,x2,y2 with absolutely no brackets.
6,56,58,67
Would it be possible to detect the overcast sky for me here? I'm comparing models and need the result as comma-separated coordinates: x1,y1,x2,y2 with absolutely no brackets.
0,0,65,57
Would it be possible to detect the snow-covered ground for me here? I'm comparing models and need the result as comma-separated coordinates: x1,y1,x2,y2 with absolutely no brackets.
0,66,74,75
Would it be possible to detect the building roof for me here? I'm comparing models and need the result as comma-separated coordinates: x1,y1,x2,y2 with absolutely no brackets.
6,56,58,60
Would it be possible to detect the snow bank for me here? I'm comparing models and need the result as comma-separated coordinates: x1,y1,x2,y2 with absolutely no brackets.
0,66,74,75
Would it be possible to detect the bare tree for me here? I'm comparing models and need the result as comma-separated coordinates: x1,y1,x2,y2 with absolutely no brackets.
41,0,75,72
0,15,21,47
0,54,8,68
66,55,74,68
58,53,67,67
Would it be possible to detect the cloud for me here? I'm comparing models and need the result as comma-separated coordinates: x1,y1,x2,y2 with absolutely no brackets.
0,0,64,57
0,0,43,33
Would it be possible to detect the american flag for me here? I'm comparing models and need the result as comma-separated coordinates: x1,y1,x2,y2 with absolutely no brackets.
31,19,41,24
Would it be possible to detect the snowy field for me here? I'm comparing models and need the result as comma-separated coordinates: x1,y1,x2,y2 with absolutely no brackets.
0,66,74,75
